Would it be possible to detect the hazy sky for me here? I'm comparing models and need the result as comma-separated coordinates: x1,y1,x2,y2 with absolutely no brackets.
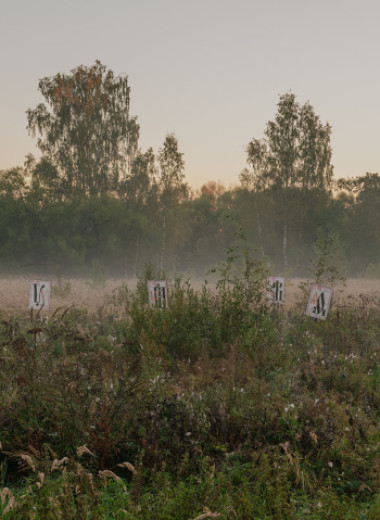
1,0,380,188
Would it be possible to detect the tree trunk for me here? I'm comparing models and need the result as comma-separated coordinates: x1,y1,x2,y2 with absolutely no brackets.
134,236,140,276
283,221,288,273
124,255,128,279
254,196,265,257
160,213,166,271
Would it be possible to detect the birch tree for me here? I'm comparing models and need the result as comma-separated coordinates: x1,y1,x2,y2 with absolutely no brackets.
27,61,139,196
158,134,188,270
244,93,333,272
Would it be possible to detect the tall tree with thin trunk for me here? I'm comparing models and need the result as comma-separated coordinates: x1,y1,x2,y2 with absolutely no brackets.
157,134,187,270
244,93,333,272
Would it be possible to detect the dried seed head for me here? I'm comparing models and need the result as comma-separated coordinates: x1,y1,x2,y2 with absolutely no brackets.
51,457,69,472
36,472,45,489
309,431,318,445
1,488,16,514
192,507,220,520
117,462,137,475
77,445,95,457
16,453,36,472
98,470,126,492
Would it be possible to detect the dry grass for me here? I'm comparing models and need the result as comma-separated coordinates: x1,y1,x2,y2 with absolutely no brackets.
285,278,380,307
0,274,378,518
0,276,380,315
0,277,134,315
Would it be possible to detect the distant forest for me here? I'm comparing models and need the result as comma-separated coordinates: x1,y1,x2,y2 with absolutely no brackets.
1,61,379,278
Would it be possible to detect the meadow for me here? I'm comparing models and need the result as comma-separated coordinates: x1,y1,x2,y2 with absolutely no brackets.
1,276,380,314
0,270,379,519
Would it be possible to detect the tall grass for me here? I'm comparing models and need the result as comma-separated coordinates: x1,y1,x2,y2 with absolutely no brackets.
0,265,379,518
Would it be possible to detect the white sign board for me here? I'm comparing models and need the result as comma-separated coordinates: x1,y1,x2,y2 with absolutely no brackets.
29,280,51,310
147,280,168,309
305,283,333,320
266,276,285,304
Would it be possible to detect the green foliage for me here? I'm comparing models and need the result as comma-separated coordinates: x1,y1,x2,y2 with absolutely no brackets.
307,232,347,286
27,61,139,196
1,74,380,516
2,78,380,276
245,93,333,192
243,92,333,272
0,273,379,518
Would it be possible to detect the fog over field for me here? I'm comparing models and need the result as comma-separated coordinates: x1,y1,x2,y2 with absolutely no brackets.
1,276,380,315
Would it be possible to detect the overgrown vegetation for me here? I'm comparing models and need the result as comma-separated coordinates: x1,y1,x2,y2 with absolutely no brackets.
0,61,379,517
0,265,379,518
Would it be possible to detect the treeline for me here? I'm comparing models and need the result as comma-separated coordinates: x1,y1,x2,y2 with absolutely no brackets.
1,61,380,277
1,165,380,278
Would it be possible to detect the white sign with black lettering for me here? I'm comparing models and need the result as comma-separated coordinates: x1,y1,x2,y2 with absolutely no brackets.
29,280,51,310
305,283,333,320
266,276,285,304
147,280,168,309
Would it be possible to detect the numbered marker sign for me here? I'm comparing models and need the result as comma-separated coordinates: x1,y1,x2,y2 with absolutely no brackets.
266,276,285,304
305,283,333,320
147,280,168,309
29,280,51,310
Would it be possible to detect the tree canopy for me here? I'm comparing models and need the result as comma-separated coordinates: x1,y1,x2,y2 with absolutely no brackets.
241,93,334,271
243,93,333,192
27,60,139,196
0,70,379,278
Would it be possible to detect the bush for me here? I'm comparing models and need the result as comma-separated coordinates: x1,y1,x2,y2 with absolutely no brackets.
0,270,379,518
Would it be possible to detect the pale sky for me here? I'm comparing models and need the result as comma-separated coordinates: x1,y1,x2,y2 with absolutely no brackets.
1,0,380,188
